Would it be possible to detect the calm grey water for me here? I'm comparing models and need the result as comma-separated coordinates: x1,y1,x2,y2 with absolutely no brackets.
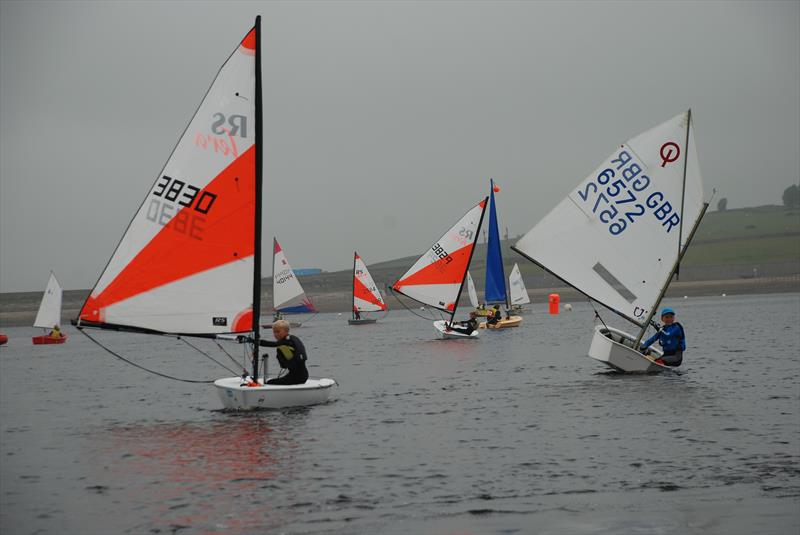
1,293,798,535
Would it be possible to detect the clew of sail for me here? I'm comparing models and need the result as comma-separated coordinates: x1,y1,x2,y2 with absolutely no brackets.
273,239,316,314
34,272,63,328
484,179,508,304
353,253,387,312
78,28,257,335
508,264,530,305
512,111,705,326
466,271,480,309
393,199,487,313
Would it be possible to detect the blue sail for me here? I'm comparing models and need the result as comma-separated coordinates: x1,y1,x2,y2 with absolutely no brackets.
484,179,507,304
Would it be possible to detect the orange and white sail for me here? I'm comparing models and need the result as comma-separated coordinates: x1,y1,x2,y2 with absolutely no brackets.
273,239,316,314
393,199,487,314
78,27,258,335
353,252,386,312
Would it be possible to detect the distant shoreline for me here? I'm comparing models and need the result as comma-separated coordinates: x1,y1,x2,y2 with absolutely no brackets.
1,276,797,328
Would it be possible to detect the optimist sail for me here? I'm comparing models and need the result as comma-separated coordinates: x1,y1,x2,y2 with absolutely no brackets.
78,25,259,335
393,198,487,314
353,252,387,313
466,271,480,309
484,180,508,305
34,272,63,328
512,111,705,326
508,264,530,306
273,239,316,313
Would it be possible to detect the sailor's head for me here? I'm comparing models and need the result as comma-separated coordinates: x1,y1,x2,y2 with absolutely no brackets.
660,307,676,324
272,319,290,339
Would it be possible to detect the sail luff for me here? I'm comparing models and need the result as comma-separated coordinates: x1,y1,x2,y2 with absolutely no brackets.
252,15,262,379
675,108,692,281
448,196,488,324
484,179,508,306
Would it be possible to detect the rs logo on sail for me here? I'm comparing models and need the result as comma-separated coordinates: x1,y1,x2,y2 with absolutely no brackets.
195,113,249,160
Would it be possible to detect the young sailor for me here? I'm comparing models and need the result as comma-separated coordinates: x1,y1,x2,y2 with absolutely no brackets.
239,320,309,385
486,304,501,325
49,325,63,338
448,312,478,335
640,308,686,367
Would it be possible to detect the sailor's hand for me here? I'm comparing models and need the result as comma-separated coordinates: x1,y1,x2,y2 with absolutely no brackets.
236,335,253,344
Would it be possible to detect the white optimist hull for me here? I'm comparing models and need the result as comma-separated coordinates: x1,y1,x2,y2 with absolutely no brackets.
433,320,479,339
588,326,668,373
214,377,336,410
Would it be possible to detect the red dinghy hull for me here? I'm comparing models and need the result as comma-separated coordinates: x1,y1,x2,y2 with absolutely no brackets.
32,335,67,345
0,334,8,345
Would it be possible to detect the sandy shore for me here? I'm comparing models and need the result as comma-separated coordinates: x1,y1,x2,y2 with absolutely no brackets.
1,276,797,328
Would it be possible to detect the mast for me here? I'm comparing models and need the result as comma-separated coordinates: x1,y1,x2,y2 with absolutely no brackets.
252,15,263,380
675,109,692,280
352,252,357,320
448,196,489,325
634,201,709,347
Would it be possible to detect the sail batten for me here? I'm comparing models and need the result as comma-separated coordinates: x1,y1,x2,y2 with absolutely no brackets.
393,199,488,314
77,26,258,335
513,111,705,325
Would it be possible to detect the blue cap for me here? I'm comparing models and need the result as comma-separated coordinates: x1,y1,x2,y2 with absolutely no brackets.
661,307,675,316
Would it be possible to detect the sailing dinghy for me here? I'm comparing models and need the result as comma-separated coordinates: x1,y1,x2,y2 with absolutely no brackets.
512,110,708,373
480,180,522,329
32,272,67,344
508,263,531,312
393,198,488,339
74,18,335,407
263,238,316,328
349,252,387,325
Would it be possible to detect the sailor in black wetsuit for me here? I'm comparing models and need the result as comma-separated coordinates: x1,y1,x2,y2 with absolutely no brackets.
448,312,478,335
252,319,309,385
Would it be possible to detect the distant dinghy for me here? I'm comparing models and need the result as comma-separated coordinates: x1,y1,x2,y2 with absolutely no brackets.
263,238,316,328
480,180,522,329
393,198,487,339
32,272,67,345
349,252,386,325
512,110,708,373
75,18,335,408
508,263,531,312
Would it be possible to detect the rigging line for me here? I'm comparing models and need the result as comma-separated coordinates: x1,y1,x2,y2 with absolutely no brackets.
77,327,214,384
389,290,440,321
587,298,610,331
181,338,241,376
214,340,246,370
299,311,319,325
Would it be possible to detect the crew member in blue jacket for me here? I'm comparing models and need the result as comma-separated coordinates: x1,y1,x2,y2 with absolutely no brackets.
640,307,686,367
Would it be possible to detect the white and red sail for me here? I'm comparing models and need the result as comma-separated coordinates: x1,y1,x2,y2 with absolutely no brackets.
353,253,386,313
78,27,258,335
272,239,316,314
393,199,487,314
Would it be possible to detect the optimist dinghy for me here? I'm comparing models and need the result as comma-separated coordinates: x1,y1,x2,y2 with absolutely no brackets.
512,110,708,373
349,252,387,325
74,18,335,406
32,272,67,345
479,180,521,329
393,198,488,340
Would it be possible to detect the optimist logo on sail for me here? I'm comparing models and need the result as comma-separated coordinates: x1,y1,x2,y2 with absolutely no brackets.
572,146,681,236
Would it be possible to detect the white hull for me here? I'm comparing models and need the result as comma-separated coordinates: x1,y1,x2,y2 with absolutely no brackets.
588,326,668,373
214,377,336,410
433,320,479,339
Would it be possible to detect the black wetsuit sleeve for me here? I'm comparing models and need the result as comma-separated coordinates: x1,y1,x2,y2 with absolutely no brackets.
258,339,279,348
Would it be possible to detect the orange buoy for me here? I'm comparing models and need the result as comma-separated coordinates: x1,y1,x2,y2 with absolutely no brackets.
548,293,560,314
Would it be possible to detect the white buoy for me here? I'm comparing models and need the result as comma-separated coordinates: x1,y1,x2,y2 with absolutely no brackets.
337,312,342,316
564,303,573,311
722,293,726,297
684,295,688,299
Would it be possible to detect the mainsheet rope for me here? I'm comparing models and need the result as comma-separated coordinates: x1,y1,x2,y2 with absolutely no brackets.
78,327,215,384
389,288,442,322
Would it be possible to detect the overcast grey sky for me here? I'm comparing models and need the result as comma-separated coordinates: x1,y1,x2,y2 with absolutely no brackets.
1,0,798,292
